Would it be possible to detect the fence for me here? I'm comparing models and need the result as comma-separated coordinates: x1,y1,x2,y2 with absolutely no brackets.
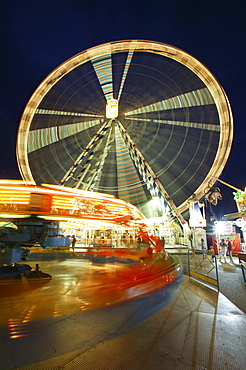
188,250,219,290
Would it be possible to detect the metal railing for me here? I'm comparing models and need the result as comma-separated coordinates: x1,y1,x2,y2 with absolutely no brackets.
188,250,219,290
239,260,246,286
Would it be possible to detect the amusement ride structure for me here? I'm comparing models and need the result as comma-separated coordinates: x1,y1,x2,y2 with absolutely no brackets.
16,40,233,226
0,40,234,311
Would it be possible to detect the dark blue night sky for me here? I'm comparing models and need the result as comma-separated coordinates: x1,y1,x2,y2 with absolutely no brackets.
1,0,245,219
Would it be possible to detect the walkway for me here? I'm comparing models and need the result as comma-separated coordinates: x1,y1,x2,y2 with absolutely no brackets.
1,257,245,369
166,246,246,314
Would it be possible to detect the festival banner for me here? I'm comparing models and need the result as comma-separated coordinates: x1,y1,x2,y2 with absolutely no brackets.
211,234,241,255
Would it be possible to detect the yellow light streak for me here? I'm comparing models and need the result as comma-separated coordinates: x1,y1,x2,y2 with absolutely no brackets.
0,200,30,204
59,219,117,229
0,192,30,197
0,195,30,199
41,183,115,199
37,214,128,223
0,214,31,218
0,182,144,222
0,179,35,186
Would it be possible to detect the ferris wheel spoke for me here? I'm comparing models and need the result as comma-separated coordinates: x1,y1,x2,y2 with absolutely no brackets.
27,119,103,153
111,124,147,203
124,117,220,132
116,119,186,225
35,108,104,118
88,122,148,204
117,41,137,101
88,44,114,101
83,124,115,191
125,87,219,129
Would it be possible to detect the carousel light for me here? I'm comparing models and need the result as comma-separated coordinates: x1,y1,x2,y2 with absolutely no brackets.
0,213,31,218
41,183,115,200
0,182,144,223
0,179,35,186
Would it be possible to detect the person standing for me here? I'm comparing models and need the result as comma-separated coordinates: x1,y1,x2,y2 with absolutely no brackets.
201,238,206,258
208,246,215,263
71,235,76,252
219,239,227,263
227,238,234,263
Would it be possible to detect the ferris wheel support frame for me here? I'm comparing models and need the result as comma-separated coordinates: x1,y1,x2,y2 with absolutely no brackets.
59,120,111,186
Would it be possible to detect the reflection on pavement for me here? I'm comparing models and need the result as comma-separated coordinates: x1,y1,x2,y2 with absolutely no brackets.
0,253,182,326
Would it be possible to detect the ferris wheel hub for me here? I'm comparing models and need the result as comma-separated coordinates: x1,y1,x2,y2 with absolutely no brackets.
106,99,118,119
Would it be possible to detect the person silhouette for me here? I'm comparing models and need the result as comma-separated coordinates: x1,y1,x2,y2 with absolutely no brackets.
227,238,233,263
71,235,76,252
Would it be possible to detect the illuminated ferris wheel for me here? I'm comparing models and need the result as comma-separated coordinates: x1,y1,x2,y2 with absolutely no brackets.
16,40,233,220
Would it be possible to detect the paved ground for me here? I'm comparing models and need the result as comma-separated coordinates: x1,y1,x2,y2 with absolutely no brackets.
1,258,245,370
216,260,246,313
168,248,246,314
30,244,246,313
